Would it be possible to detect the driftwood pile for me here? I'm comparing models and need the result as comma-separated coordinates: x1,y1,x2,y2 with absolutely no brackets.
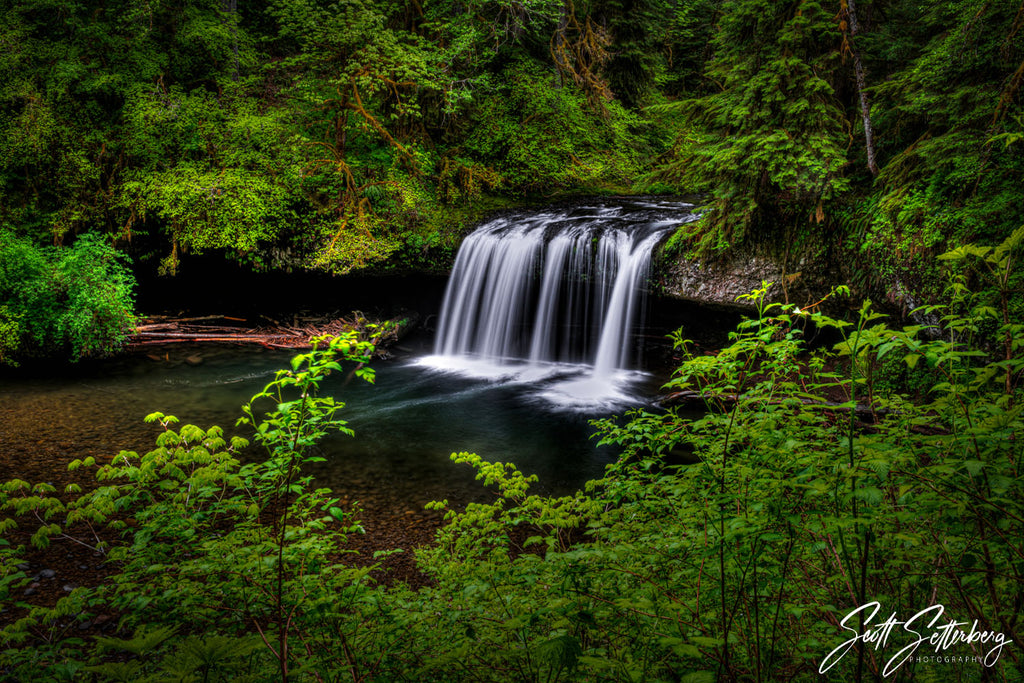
129,312,414,353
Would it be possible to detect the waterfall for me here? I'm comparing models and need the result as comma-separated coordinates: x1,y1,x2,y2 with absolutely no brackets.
426,199,695,405
590,229,669,377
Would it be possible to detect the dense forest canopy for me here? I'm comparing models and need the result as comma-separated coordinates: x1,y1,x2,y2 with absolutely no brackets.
0,0,1022,361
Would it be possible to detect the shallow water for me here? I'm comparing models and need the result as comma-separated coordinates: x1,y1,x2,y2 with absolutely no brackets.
0,344,654,514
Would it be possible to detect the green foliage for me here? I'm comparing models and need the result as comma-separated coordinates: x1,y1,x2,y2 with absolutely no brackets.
0,0,253,240
465,57,649,195
437,157,503,205
596,0,667,109
117,89,303,266
647,0,850,255
0,230,135,363
0,0,682,278
0,304,22,367
852,0,1024,302
637,0,1024,300
2,244,1023,680
416,243,1023,680
93,624,178,656
650,0,722,97
83,628,263,682
1,331,382,680
1,0,1021,297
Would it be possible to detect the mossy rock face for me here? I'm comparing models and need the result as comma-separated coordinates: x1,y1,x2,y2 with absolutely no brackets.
649,243,947,329
650,242,839,312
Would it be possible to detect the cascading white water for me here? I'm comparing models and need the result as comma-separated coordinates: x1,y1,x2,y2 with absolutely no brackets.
591,229,668,377
528,230,578,364
434,223,543,361
425,200,696,406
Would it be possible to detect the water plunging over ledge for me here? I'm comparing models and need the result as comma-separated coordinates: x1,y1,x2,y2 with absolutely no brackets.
419,198,698,408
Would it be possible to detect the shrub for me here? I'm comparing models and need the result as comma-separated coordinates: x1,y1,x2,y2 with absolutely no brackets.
0,231,135,363
1,242,1020,681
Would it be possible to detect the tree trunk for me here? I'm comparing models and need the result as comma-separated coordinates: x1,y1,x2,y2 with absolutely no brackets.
551,0,573,88
844,0,879,176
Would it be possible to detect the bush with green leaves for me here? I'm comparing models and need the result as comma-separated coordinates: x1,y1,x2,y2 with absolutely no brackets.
2,237,1022,681
0,331,389,681
0,305,22,367
0,231,135,363
414,231,1024,680
464,57,650,196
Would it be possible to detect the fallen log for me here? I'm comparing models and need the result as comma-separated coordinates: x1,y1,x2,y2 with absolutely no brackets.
135,314,246,325
126,313,417,356
132,338,295,350
132,331,268,340
133,323,251,334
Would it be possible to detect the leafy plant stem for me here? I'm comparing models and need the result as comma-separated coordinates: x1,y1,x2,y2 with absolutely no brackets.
766,525,795,678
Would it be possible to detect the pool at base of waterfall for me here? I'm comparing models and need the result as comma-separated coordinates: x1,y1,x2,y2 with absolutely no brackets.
414,354,656,411
0,346,645,507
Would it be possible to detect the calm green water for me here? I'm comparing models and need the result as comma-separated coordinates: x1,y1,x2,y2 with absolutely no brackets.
0,344,650,514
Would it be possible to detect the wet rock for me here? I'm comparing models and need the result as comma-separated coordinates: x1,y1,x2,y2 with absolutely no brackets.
652,243,835,311
37,569,55,580
23,587,37,597
63,584,78,593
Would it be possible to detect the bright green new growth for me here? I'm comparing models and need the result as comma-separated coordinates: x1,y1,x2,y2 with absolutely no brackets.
1,242,1021,680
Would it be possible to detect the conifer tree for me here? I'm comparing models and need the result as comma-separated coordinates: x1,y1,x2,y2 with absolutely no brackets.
650,0,850,254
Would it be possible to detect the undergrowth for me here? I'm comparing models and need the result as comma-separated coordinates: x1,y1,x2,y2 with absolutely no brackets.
1,232,1022,681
